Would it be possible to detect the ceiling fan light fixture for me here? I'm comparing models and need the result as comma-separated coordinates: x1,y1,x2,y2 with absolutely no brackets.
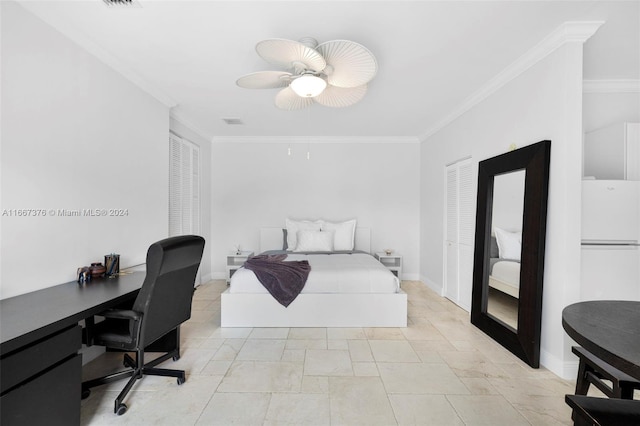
290,74,327,98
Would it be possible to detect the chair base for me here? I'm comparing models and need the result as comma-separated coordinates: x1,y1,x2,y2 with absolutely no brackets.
82,347,184,415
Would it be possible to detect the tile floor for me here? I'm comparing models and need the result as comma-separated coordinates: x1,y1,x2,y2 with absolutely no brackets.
80,280,580,425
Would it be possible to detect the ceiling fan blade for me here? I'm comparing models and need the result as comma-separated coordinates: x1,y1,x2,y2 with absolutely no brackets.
316,40,377,88
256,39,326,72
236,71,292,89
314,84,368,108
274,87,314,110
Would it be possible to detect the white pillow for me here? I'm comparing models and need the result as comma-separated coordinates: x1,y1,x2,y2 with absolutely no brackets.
285,218,323,250
322,219,357,251
494,227,522,261
294,230,334,252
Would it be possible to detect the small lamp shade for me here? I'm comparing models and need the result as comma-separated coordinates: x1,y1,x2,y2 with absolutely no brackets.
290,74,327,98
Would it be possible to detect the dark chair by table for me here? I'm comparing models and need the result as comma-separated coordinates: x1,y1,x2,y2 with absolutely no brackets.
566,395,640,426
82,235,205,416
572,346,640,399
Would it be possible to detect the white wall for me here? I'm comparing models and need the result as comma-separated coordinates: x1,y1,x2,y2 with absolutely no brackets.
0,2,169,299
420,42,586,378
170,116,213,282
210,139,420,279
583,92,640,133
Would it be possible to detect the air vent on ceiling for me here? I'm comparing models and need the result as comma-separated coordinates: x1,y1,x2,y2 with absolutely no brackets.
102,0,141,8
222,118,244,125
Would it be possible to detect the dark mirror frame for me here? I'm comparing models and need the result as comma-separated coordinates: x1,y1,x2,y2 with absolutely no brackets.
470,140,551,368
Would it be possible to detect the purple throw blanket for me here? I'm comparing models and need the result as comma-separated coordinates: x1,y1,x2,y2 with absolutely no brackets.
243,254,311,307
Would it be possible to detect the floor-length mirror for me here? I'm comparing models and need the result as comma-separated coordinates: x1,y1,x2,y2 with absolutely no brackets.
471,141,551,368
486,170,525,330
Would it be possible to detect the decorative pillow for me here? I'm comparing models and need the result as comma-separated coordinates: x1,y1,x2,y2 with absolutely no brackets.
494,227,522,261
294,230,334,252
285,218,323,250
322,219,357,251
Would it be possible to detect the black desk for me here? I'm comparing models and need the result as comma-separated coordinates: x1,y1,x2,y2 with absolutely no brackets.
562,301,640,381
0,272,151,425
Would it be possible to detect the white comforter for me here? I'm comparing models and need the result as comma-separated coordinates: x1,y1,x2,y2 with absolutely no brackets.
491,260,520,289
229,253,400,294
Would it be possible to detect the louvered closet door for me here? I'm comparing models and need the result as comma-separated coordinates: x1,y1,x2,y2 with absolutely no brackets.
445,166,459,302
169,133,201,236
444,158,474,311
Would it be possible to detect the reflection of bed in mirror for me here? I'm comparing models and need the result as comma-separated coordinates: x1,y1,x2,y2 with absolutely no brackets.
488,234,521,299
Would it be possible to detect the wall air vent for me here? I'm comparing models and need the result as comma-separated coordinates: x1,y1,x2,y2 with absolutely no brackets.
222,118,244,125
102,0,141,8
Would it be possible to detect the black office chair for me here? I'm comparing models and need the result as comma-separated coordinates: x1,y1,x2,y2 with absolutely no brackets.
82,235,205,415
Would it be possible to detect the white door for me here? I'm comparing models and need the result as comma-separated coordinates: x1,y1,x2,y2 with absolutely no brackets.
444,158,474,311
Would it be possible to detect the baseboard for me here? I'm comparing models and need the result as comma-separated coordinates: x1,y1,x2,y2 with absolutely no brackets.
400,273,420,281
420,274,443,296
211,271,226,280
540,348,579,380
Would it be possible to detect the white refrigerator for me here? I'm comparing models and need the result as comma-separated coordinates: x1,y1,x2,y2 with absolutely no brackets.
581,180,640,301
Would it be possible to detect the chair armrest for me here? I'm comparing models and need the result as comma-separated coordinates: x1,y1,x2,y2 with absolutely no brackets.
100,309,142,321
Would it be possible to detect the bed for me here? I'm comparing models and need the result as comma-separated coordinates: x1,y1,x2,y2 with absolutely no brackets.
487,234,521,298
220,226,407,327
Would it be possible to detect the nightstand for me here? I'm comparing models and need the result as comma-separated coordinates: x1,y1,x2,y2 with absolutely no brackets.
226,250,254,284
375,252,402,282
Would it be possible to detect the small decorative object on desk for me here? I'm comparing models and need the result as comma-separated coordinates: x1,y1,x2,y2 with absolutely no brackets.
235,244,242,255
89,262,106,278
384,249,393,255
104,253,120,277
77,266,91,284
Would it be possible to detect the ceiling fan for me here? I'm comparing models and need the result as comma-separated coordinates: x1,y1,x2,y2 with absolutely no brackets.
236,37,377,110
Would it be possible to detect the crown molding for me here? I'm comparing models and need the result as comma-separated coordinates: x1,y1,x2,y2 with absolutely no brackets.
420,21,604,142
18,2,177,108
583,79,640,94
211,136,420,144
169,110,213,143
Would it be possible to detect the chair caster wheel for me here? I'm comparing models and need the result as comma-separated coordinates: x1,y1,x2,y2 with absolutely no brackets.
177,376,186,385
81,388,91,399
115,403,127,416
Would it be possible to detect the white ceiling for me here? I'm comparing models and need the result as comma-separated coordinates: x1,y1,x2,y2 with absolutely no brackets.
17,1,640,140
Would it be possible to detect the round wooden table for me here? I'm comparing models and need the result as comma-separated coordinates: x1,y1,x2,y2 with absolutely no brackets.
562,300,640,382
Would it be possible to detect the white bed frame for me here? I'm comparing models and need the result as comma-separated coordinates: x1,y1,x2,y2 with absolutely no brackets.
221,227,407,327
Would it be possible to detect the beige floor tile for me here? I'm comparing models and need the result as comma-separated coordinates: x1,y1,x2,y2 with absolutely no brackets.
509,395,573,425
211,338,245,360
285,339,327,350
446,394,530,425
329,377,396,425
389,394,464,425
301,376,329,393
378,362,469,394
348,339,374,362
196,392,270,425
364,327,406,340
327,327,366,340
440,350,509,379
281,349,306,361
328,339,349,350
248,327,290,339
459,377,500,395
401,323,447,341
218,361,303,392
369,339,420,363
264,393,331,425
304,349,353,376
81,280,577,426
201,359,232,376
236,339,286,361
352,362,379,376
288,327,327,339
